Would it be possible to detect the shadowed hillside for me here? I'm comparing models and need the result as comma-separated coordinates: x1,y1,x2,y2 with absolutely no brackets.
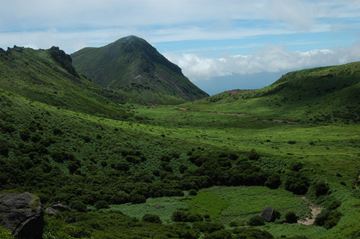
72,36,208,104
0,46,131,119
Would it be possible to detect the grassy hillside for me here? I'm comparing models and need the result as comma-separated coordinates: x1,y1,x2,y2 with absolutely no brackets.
191,62,360,123
0,57,360,238
72,36,208,104
0,46,130,119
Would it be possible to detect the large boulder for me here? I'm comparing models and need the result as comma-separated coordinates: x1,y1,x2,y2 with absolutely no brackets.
0,192,43,239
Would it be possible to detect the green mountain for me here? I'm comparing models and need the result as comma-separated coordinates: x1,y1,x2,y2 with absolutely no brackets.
200,62,360,123
71,36,208,104
0,46,130,119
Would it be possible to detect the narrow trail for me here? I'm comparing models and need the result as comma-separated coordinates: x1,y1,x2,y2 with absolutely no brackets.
298,197,322,225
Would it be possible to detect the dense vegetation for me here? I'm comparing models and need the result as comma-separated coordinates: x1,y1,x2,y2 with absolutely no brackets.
0,45,359,239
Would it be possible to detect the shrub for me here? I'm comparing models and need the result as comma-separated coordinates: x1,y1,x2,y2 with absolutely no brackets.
0,140,9,157
285,173,310,195
193,222,224,233
205,230,232,239
265,174,281,189
179,164,188,174
327,200,341,210
110,191,129,204
172,210,203,222
315,209,342,229
70,200,87,212
129,194,146,204
248,215,265,226
189,189,198,196
248,149,260,160
290,162,303,171
233,227,274,239
285,212,299,223
94,200,109,209
314,181,330,197
142,214,162,224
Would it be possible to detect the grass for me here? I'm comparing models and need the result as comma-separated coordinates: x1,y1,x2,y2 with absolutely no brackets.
109,196,188,223
188,186,309,223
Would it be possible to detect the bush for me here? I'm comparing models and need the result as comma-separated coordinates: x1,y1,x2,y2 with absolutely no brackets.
265,174,281,189
193,222,224,233
205,230,232,239
314,181,330,197
0,140,9,157
248,215,265,226
172,210,203,222
315,209,342,229
248,149,260,160
70,201,87,212
94,200,109,209
189,189,198,196
290,162,303,172
142,214,162,224
233,227,274,239
285,212,299,223
285,173,310,195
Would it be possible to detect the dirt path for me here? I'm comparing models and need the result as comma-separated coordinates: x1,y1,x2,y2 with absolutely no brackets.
298,197,322,225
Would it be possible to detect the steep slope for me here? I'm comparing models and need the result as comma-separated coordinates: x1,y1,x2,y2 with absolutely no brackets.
191,62,360,123
0,46,130,119
71,36,208,104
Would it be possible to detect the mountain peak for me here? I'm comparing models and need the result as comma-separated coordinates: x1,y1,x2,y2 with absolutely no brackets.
71,37,208,104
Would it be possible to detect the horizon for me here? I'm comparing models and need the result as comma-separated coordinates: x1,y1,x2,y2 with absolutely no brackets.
1,0,359,94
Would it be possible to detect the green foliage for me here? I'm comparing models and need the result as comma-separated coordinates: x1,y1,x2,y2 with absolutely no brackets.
285,211,299,223
142,214,162,224
94,200,110,209
315,209,342,229
248,215,265,226
0,227,13,239
265,174,281,189
314,181,330,197
70,200,87,212
205,230,232,239
193,222,224,233
233,227,274,239
172,210,203,222
285,173,310,195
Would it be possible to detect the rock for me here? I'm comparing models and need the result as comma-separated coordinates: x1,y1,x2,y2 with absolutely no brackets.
0,192,43,239
260,207,278,222
45,202,71,216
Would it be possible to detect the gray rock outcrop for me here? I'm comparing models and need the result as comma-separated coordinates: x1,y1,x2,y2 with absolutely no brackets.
0,192,43,239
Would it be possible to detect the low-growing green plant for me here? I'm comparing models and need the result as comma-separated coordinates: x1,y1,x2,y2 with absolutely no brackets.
248,215,265,226
142,214,162,224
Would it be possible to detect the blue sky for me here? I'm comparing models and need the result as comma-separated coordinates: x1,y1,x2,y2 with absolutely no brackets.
0,0,359,94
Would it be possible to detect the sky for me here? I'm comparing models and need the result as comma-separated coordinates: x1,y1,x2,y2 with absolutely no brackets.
1,0,360,94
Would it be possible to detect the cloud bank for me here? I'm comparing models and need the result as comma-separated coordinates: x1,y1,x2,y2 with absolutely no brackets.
166,43,360,81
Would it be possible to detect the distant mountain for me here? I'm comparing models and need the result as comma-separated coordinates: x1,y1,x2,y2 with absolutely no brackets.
202,62,360,123
71,36,208,104
0,46,130,119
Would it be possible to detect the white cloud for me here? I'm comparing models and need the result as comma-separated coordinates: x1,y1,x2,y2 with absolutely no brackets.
0,0,359,52
166,42,360,81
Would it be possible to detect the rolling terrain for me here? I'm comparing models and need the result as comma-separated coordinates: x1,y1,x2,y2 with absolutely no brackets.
0,44,359,239
72,36,208,104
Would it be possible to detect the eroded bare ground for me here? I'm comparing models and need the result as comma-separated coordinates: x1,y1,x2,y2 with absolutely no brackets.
298,197,322,225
